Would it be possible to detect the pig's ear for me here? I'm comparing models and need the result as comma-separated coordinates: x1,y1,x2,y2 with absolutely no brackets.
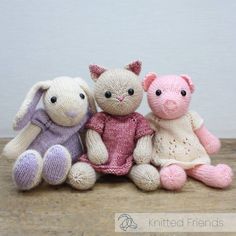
125,60,142,76
142,72,157,91
180,74,195,93
89,64,107,81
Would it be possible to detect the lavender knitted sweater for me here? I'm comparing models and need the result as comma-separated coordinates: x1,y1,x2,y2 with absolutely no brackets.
28,109,89,162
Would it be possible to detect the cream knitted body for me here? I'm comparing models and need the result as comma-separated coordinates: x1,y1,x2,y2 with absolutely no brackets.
147,111,211,169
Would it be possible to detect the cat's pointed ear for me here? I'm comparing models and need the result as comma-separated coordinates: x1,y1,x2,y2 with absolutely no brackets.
180,74,195,93
125,60,142,76
89,64,107,81
142,72,157,91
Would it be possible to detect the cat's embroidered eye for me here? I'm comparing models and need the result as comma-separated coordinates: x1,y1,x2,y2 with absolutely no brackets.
181,90,187,96
50,96,57,103
155,89,162,96
80,93,85,99
128,88,134,96
105,91,112,98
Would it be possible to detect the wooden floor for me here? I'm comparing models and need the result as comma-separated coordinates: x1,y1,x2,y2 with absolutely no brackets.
0,139,235,236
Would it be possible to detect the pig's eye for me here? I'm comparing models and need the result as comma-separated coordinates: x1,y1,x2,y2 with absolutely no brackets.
181,90,187,96
155,89,162,96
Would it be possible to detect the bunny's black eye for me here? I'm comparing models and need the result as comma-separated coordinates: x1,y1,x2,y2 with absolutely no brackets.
155,89,162,96
50,96,57,103
181,90,187,96
105,91,112,98
80,93,85,99
128,88,134,96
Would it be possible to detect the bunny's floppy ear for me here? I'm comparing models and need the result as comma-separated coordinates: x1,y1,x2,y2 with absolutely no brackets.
125,60,142,76
76,78,97,114
180,74,195,93
89,64,107,81
142,72,157,91
13,81,51,131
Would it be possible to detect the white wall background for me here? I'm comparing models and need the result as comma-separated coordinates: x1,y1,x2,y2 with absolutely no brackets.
0,0,235,138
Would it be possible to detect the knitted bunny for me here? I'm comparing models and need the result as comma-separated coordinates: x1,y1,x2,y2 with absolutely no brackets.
143,73,233,190
3,77,96,190
67,61,160,191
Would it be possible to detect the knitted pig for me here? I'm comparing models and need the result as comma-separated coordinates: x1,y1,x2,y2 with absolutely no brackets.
143,73,233,190
3,77,96,190
67,61,160,191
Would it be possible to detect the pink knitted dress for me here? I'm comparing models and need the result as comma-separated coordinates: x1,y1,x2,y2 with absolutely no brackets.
80,112,153,175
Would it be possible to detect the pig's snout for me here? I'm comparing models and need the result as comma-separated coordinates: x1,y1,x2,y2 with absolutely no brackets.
164,100,177,111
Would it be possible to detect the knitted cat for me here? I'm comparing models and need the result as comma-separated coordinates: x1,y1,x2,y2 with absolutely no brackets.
67,61,160,191
143,73,233,190
3,77,96,190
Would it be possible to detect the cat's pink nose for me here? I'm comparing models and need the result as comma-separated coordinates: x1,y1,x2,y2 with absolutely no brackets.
164,100,177,110
65,111,78,118
116,96,125,102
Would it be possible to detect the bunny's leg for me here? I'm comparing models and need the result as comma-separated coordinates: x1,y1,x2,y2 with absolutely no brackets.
129,164,160,191
160,165,187,190
67,162,98,190
13,150,43,190
186,164,233,188
42,145,72,185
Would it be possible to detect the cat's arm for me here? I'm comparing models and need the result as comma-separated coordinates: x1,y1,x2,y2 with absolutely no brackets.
190,111,221,155
2,123,41,159
86,129,108,165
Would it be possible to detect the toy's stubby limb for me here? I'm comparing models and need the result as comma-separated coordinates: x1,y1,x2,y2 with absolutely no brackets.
86,129,108,165
194,125,221,155
133,135,152,164
2,123,41,159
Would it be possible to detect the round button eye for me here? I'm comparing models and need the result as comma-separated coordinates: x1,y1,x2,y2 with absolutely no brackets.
50,96,57,103
80,93,85,99
105,91,112,98
155,89,162,96
128,88,134,96
181,90,187,96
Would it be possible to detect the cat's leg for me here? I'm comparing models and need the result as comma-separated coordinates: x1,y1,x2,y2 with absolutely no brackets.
129,164,160,191
13,150,43,190
186,164,233,188
42,145,72,185
67,162,98,190
160,165,187,190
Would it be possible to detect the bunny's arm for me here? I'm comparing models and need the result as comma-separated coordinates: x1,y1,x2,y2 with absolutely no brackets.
195,125,221,155
2,123,41,159
86,129,108,165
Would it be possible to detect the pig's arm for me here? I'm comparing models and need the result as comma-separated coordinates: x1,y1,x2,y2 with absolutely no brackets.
194,125,221,155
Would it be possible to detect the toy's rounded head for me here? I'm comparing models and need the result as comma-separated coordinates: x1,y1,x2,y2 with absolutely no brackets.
143,73,195,119
89,60,143,116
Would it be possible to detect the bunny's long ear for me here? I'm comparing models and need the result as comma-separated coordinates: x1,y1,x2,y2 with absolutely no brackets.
13,81,51,131
76,78,97,114
125,60,142,76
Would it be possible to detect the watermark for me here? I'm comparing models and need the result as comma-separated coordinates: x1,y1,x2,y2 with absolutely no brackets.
115,213,236,232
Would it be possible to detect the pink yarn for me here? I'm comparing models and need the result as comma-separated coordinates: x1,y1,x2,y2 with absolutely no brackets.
186,164,233,188
160,165,187,190
80,112,153,175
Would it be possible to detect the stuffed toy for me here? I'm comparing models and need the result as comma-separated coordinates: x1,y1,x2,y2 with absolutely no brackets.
67,61,160,191
143,73,233,190
3,77,96,190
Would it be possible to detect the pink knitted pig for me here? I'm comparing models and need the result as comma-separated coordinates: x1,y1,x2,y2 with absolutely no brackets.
143,73,233,190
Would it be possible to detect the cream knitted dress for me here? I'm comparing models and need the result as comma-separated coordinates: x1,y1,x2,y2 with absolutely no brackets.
147,111,211,169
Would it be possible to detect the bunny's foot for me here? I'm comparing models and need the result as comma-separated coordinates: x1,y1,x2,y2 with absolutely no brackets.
186,164,233,188
129,164,160,191
13,150,43,190
160,165,187,190
67,162,97,190
42,145,72,185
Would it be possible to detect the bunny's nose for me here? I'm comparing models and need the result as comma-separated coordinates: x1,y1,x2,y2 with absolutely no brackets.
116,96,125,102
65,111,78,118
164,100,177,110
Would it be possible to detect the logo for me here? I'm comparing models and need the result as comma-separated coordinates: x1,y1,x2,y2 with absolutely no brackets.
118,213,138,231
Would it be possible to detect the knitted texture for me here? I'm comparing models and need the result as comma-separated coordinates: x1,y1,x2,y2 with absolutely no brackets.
4,77,96,190
143,73,233,189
